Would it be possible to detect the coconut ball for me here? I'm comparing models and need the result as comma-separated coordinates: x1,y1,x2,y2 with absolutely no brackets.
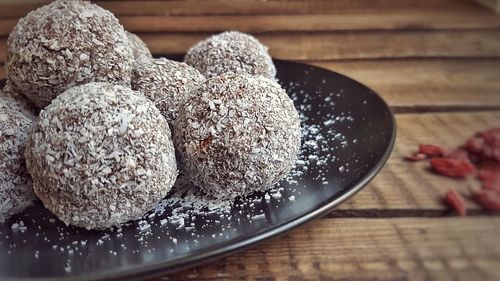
25,82,177,230
184,31,276,79
132,57,205,124
1,81,38,118
174,74,300,200
6,0,133,108
126,31,152,60
0,97,36,223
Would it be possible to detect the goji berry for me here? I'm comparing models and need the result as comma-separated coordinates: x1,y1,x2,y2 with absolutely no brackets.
478,169,499,181
480,128,500,146
419,144,447,158
445,189,467,216
466,128,500,162
430,157,476,178
483,178,500,195
476,161,500,179
472,189,500,211
404,152,427,161
465,137,484,154
447,148,470,161
494,147,500,162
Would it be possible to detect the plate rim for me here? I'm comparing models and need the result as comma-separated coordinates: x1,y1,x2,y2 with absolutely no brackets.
0,59,397,281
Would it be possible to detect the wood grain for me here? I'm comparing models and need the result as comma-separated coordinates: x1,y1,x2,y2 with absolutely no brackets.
338,111,500,213
0,1,500,36
476,0,500,13
0,0,487,18
3,29,500,63
136,30,500,61
113,12,500,34
0,38,5,64
312,59,500,108
165,217,500,281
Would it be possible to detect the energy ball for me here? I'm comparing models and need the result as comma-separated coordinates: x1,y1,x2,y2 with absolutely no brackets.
25,83,177,230
132,57,205,124
174,74,301,200
1,81,38,119
184,31,276,79
6,0,133,108
126,31,152,60
0,97,36,223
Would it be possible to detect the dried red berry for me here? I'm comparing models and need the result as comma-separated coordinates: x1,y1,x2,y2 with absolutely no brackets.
418,144,447,158
483,178,500,195
430,157,476,178
447,148,470,161
494,147,500,162
445,189,467,216
465,137,485,154
404,152,427,161
480,128,500,146
477,161,500,179
472,189,500,211
478,169,499,182
466,128,500,162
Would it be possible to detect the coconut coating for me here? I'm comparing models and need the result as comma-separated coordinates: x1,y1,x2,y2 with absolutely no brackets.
126,31,152,60
184,31,276,79
0,97,36,223
174,74,300,200
6,0,133,108
132,57,205,124
1,81,38,119
25,83,177,230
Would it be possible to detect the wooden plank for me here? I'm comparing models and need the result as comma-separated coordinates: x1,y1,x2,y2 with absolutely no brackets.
166,217,500,281
476,0,500,13
0,18,16,37
2,30,500,62
114,12,500,34
0,38,5,63
311,59,500,108
97,0,484,17
0,0,486,18
134,30,500,61
338,111,500,213
4,10,500,37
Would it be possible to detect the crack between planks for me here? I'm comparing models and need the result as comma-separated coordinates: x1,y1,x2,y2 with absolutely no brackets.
391,106,500,114
321,208,500,219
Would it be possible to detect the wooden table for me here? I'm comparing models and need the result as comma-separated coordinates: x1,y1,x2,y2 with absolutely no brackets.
1,0,500,280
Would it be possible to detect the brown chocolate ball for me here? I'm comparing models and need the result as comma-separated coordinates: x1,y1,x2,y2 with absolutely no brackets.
25,83,177,229
126,31,152,60
184,31,276,79
132,57,205,124
6,0,133,108
174,74,300,200
0,94,36,222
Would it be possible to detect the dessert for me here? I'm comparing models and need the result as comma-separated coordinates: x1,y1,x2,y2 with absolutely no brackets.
126,31,152,60
184,31,276,79
25,83,177,229
1,81,38,118
6,0,133,108
0,95,36,223
174,74,300,200
132,57,205,124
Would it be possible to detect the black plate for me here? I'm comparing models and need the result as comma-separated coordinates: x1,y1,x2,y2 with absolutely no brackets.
0,59,395,281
